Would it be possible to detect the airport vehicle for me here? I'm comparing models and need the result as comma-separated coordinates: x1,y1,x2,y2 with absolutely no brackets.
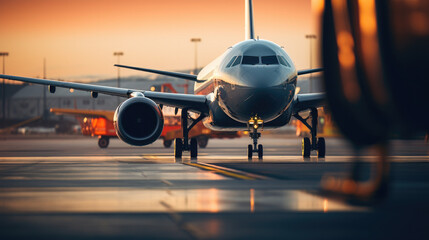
51,107,182,148
50,108,117,148
0,0,325,160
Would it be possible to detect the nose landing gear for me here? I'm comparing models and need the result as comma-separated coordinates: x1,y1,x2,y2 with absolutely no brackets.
247,116,264,160
294,108,326,158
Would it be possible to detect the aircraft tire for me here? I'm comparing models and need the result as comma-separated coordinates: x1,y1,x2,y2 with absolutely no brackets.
98,137,109,148
197,136,209,148
317,138,326,158
190,138,198,159
258,144,263,160
174,138,183,159
163,140,172,148
302,137,311,158
247,144,253,160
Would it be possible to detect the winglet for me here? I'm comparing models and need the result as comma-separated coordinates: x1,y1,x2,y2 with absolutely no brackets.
115,64,203,82
245,0,255,40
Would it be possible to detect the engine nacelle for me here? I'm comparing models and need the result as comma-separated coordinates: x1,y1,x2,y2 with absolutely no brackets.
114,97,164,146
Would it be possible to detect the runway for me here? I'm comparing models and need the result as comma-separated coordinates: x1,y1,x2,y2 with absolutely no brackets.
0,136,428,239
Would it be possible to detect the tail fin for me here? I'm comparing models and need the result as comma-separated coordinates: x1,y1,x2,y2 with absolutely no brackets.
245,0,255,40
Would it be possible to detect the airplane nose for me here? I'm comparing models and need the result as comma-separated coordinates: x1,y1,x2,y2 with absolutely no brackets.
241,66,284,87
217,65,294,123
242,88,283,117
219,84,290,123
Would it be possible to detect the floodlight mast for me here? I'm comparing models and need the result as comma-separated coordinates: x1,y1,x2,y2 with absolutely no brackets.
0,52,9,125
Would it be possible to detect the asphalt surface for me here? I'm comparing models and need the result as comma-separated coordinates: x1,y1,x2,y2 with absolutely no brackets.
0,135,428,239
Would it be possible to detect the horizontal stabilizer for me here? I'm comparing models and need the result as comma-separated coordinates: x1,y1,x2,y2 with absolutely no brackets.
115,64,203,82
297,68,323,75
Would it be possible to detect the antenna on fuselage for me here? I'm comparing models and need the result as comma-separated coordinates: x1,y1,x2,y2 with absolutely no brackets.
245,0,255,40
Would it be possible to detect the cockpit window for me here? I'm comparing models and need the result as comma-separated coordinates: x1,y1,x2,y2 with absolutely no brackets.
231,56,242,67
242,56,259,65
227,55,285,67
278,56,291,67
261,56,279,65
226,56,237,68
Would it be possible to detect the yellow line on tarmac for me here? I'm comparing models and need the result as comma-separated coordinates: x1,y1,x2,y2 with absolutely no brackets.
184,163,257,180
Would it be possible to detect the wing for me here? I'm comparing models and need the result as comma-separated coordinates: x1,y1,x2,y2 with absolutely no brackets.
115,64,204,82
297,68,323,75
293,93,326,114
0,74,208,113
50,108,115,121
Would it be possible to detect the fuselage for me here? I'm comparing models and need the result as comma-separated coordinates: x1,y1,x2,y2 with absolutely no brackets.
194,39,298,130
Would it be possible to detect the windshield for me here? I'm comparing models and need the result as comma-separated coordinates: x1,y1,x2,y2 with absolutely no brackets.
242,56,259,65
231,56,242,67
227,55,285,67
226,56,237,68
261,56,279,65
278,55,291,67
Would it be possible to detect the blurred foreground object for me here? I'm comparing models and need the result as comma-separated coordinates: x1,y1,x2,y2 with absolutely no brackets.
321,0,429,203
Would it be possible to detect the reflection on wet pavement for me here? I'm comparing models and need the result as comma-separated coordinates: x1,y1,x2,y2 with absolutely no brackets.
0,153,364,214
0,188,364,213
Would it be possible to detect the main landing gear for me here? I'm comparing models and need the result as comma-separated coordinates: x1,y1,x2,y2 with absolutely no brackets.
294,108,326,158
247,116,264,160
174,108,205,160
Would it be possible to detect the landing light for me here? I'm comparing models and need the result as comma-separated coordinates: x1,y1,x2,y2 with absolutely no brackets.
248,116,263,130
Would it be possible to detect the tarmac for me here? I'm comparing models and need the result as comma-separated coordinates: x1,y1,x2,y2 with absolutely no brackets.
0,135,428,239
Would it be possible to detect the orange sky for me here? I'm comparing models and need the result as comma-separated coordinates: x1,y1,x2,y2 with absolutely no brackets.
0,0,320,82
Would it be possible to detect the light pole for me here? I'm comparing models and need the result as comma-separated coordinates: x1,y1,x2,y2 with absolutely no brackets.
190,38,201,74
305,34,317,92
189,38,201,94
1,52,9,125
113,52,124,88
43,58,47,118
113,52,123,104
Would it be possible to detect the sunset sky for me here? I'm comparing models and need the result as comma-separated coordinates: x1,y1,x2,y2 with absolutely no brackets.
0,0,321,82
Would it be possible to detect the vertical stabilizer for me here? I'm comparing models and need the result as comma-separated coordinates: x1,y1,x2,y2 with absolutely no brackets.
245,0,255,40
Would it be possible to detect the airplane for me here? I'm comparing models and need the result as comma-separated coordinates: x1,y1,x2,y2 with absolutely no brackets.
0,0,325,160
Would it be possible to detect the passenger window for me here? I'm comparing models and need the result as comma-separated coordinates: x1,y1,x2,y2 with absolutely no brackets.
261,56,279,65
226,56,237,68
242,56,260,65
231,56,242,67
278,56,290,67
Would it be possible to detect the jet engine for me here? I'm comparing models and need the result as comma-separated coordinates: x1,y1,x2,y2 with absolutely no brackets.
114,96,164,146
